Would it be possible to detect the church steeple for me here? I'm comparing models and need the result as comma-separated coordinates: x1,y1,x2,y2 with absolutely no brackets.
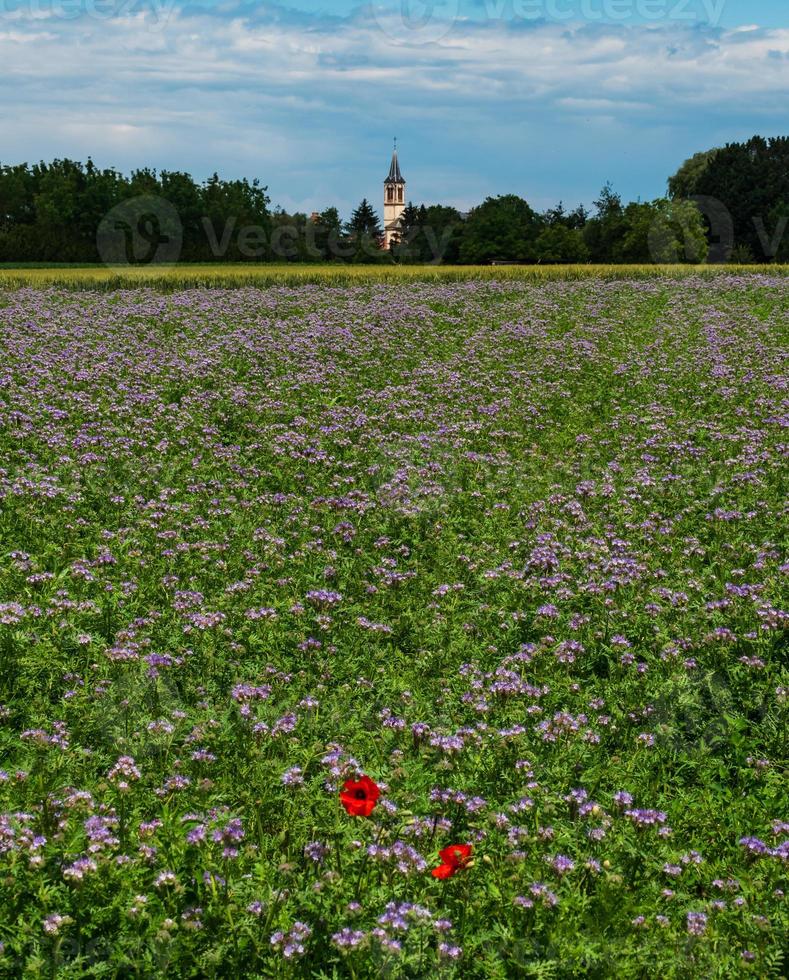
383,140,406,248
385,148,404,185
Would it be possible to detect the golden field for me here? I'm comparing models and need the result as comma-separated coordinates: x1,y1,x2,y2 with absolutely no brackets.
1,262,788,289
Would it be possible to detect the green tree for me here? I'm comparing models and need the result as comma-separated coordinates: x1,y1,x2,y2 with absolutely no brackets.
765,201,789,263
459,194,541,264
536,201,590,262
618,198,707,264
392,203,464,264
691,136,789,259
668,149,720,200
200,173,271,262
583,184,627,263
346,199,382,239
308,207,348,261
535,224,589,263
0,158,275,263
160,171,205,262
345,199,386,263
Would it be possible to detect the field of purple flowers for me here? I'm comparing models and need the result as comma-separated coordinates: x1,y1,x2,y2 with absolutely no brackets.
0,277,786,977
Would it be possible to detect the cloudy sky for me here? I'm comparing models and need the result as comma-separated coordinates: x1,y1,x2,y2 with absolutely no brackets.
2,0,788,217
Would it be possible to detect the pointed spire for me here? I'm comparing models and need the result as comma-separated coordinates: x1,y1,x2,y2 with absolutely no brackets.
384,143,405,184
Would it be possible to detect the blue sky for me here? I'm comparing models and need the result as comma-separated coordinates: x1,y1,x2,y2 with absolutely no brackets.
2,0,788,218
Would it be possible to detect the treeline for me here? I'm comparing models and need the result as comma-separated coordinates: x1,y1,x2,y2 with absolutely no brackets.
0,161,706,265
0,160,270,263
390,190,706,265
1,136,788,264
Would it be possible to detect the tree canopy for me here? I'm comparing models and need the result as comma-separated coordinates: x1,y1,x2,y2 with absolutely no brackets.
2,139,786,265
459,195,542,264
669,136,789,261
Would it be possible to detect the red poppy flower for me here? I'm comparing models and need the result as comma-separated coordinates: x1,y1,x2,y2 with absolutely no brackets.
431,843,473,879
340,775,380,817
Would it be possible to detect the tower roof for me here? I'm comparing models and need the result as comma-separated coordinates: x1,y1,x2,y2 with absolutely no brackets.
384,150,405,185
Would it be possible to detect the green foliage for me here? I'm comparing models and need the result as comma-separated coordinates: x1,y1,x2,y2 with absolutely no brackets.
687,136,789,260
667,149,721,200
459,195,542,263
0,159,271,263
0,278,786,976
344,199,388,263
583,184,627,263
622,198,708,264
8,146,787,266
583,191,707,264
535,224,589,264
392,204,465,264
347,198,382,239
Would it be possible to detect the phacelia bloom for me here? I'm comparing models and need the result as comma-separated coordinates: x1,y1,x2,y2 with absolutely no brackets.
270,921,312,959
686,911,708,936
63,857,97,882
625,808,667,828
304,840,330,863
107,755,141,788
431,843,473,879
43,913,70,936
547,854,575,875
281,766,304,787
331,928,366,949
340,775,380,817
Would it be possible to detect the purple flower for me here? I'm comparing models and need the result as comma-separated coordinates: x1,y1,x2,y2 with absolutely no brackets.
331,928,366,949
686,912,708,936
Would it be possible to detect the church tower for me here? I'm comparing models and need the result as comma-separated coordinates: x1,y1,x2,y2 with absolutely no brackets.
383,143,406,248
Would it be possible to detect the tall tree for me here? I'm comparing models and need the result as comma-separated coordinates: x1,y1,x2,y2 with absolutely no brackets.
308,207,347,261
619,199,707,264
667,148,720,200
583,184,627,263
392,203,464,263
536,201,590,262
346,199,382,239
535,224,589,263
692,136,789,260
345,199,386,263
459,194,541,264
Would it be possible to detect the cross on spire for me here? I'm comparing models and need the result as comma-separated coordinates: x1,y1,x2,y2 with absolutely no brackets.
383,141,406,249
384,145,405,185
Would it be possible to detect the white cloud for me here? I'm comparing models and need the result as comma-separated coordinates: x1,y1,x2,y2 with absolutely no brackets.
1,2,788,210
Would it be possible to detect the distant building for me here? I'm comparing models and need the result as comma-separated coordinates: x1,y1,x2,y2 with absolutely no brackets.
383,146,406,249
